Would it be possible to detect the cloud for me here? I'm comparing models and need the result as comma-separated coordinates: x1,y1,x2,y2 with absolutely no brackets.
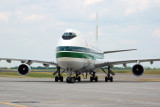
155,0,160,4
89,13,96,20
123,0,149,15
152,28,160,38
24,14,45,21
119,40,138,45
125,9,136,15
83,0,103,7
138,0,149,11
15,11,24,15
29,4,45,11
26,40,37,46
89,8,108,20
0,12,11,22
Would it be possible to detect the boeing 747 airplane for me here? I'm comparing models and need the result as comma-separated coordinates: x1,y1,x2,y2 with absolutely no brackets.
1,15,160,83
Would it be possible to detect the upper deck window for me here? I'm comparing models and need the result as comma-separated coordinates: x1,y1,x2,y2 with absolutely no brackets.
62,32,76,40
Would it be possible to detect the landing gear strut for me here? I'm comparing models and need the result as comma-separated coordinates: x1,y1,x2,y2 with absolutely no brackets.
75,72,81,82
65,69,75,83
54,67,63,82
103,66,115,82
90,72,98,82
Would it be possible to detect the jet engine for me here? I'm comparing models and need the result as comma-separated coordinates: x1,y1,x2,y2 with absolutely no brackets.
132,64,144,76
18,63,31,75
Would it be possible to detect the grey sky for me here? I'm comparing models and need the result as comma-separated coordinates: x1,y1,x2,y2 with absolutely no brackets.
0,0,160,67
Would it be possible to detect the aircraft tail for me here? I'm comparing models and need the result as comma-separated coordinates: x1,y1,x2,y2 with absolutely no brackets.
95,11,98,46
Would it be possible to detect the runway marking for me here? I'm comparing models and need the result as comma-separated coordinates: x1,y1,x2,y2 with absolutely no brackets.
0,102,27,107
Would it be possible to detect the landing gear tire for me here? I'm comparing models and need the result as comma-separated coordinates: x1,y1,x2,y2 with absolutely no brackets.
55,76,58,82
66,77,70,83
55,76,63,82
105,76,113,82
60,76,63,82
77,76,81,82
95,76,98,82
54,67,64,82
104,66,114,82
110,77,113,82
71,77,75,83
105,76,108,82
90,76,93,82
90,76,98,82
66,77,75,83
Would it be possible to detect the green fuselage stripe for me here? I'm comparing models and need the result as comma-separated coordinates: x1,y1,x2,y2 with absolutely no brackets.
57,46,102,53
56,52,104,60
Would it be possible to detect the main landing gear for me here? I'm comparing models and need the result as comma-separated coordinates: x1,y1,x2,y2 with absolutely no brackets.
101,66,115,82
53,66,115,83
90,72,98,82
54,67,64,82
53,67,81,83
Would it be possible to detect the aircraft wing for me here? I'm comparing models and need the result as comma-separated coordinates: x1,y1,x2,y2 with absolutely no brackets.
0,58,58,67
95,58,160,68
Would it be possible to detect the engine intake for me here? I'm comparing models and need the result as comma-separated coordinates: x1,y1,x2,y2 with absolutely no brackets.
132,64,144,76
18,64,31,75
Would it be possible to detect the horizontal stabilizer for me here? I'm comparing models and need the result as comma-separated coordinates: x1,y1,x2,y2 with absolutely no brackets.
103,49,137,54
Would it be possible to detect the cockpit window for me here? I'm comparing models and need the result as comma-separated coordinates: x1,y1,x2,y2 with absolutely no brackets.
62,32,77,40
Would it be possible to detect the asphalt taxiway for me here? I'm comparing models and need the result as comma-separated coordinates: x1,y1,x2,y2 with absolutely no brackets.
0,74,160,107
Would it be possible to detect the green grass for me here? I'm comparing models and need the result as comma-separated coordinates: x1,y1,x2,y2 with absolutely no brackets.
113,70,131,73
0,72,70,78
100,69,160,74
0,72,53,78
138,79,160,82
0,68,69,78
143,70,160,74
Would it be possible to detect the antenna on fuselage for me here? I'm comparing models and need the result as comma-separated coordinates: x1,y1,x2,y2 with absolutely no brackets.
96,11,99,46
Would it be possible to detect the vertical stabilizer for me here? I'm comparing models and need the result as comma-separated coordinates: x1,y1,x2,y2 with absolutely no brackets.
96,11,98,46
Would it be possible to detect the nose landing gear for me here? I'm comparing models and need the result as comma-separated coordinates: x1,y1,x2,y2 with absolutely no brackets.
66,77,76,83
66,72,81,83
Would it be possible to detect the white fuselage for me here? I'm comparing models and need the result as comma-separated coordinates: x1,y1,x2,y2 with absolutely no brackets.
56,29,104,72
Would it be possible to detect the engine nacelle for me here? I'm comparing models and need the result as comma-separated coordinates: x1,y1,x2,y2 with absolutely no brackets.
132,64,144,76
18,63,31,75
